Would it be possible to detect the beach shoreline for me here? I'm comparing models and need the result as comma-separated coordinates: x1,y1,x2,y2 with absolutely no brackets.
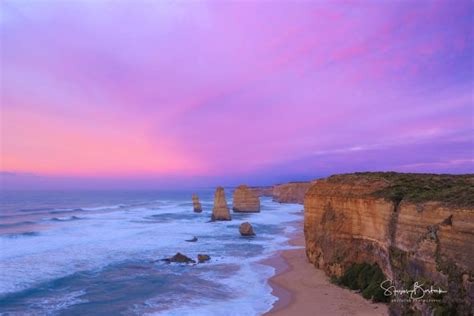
263,221,389,316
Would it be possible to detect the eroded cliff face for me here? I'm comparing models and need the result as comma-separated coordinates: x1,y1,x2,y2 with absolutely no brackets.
248,182,312,204
272,182,313,204
304,173,474,315
249,186,273,197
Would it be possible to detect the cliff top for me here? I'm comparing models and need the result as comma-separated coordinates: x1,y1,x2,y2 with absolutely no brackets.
325,172,474,208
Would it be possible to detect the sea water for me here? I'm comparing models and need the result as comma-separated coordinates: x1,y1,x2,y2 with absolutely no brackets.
0,189,303,316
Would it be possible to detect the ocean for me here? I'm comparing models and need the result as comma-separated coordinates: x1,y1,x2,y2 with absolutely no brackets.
0,189,303,315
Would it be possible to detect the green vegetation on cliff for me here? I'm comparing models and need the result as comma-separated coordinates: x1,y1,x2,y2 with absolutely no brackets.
335,172,474,207
334,262,390,303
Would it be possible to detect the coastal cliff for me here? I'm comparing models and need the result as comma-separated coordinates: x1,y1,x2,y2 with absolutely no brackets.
249,186,273,197
249,182,312,204
273,182,313,204
304,172,474,315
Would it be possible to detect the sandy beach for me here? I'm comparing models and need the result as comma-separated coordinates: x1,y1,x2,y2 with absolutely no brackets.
264,223,388,316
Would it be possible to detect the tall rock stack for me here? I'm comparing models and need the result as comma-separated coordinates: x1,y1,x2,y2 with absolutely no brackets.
211,187,231,221
233,185,260,212
192,194,202,213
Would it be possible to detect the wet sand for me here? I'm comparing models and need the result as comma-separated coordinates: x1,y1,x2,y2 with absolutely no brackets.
264,224,388,316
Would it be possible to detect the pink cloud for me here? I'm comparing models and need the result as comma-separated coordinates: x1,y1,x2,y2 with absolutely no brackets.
1,0,472,187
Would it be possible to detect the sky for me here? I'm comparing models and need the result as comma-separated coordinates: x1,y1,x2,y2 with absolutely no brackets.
1,0,473,189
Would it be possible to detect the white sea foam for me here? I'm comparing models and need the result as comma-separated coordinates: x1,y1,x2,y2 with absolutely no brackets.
0,196,303,315
28,290,88,314
81,204,126,211
148,263,277,316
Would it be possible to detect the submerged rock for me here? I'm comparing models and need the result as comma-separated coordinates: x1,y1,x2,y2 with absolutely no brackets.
211,187,231,221
239,222,256,236
185,236,198,242
162,252,196,264
192,194,202,213
233,185,260,212
197,254,211,263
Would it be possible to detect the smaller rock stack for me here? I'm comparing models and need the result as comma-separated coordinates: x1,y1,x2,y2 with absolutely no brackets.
192,194,202,213
211,187,231,221
239,222,255,236
233,185,260,212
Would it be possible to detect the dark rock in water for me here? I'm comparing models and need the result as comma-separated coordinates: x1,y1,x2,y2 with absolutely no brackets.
185,236,198,242
162,252,196,264
239,222,256,236
197,254,211,263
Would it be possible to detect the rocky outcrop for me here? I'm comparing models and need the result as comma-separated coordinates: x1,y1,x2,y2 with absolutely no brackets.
304,172,474,315
162,253,196,264
273,182,313,204
239,222,256,236
192,194,202,213
197,254,211,263
211,187,231,221
233,185,260,212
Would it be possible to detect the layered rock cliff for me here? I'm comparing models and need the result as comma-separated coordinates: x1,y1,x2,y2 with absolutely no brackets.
233,185,260,212
249,182,312,204
211,187,231,221
272,181,313,203
249,186,273,197
304,172,474,315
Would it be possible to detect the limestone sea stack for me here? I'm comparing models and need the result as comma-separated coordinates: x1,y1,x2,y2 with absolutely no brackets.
233,185,260,212
211,187,231,221
192,193,202,213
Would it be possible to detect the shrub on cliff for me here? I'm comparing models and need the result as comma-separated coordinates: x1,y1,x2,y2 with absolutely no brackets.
336,262,389,303
354,172,474,207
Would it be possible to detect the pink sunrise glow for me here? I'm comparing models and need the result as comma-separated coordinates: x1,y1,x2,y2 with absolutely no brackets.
0,0,473,189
